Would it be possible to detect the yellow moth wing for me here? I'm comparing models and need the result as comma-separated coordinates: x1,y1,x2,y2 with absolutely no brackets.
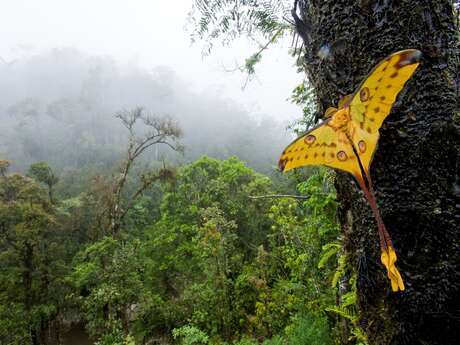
279,121,361,178
349,49,421,133
278,49,421,180
347,121,379,175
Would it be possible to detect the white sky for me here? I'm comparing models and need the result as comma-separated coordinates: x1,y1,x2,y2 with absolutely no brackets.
0,0,302,121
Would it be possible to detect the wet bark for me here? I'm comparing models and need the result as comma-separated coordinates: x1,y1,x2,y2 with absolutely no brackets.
293,1,459,344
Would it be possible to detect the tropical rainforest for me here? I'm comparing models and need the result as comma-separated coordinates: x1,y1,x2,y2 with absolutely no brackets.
1,1,459,345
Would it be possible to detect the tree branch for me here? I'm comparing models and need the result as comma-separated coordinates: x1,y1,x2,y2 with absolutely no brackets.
248,194,310,200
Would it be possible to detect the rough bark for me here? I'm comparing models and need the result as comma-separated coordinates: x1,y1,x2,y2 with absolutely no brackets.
293,1,459,344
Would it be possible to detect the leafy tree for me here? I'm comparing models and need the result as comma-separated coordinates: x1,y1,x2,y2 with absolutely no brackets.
142,156,275,340
139,158,343,343
0,164,69,345
69,237,147,342
28,161,59,203
64,107,182,239
0,160,10,177
243,169,339,338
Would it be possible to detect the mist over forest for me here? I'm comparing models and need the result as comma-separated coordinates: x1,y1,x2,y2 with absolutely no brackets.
0,48,292,174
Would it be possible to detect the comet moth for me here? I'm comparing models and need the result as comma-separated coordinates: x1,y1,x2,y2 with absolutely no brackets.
279,49,421,292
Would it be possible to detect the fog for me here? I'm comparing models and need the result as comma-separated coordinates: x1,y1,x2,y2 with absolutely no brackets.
0,1,302,175
0,0,301,121
0,48,294,173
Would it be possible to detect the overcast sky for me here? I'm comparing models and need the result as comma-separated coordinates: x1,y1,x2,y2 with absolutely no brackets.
0,0,302,122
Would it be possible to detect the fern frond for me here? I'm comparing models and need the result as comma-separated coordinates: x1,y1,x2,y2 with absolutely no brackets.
331,255,347,288
190,0,292,53
325,305,356,321
317,242,340,269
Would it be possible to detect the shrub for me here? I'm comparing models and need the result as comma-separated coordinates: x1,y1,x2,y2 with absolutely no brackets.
172,325,209,345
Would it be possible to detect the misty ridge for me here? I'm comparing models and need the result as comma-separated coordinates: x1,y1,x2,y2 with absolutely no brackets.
0,48,292,176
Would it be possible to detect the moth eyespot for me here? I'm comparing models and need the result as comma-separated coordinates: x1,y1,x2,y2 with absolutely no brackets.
305,135,316,144
360,87,370,102
337,151,347,161
358,140,366,153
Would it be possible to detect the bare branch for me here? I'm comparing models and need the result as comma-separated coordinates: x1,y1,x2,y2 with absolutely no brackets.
107,107,183,234
248,194,311,200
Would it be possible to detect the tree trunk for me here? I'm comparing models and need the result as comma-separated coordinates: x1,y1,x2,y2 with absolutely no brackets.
293,1,459,344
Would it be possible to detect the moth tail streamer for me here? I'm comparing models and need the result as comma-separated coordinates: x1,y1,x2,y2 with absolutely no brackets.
355,172,405,292
381,245,405,292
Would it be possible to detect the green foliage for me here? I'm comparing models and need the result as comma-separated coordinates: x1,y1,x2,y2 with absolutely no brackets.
94,332,136,345
243,313,334,345
0,167,70,344
288,80,319,134
28,161,59,188
189,0,293,79
27,161,59,203
324,286,367,345
1,156,352,344
143,156,275,340
69,236,148,341
0,160,10,176
172,325,209,345
190,0,291,53
232,337,258,345
318,242,341,269
318,244,368,345
281,312,333,345
246,168,339,338
244,52,263,75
